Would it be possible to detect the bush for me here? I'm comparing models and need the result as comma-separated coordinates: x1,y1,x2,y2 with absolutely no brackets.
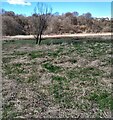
102,27,111,32
2,16,25,36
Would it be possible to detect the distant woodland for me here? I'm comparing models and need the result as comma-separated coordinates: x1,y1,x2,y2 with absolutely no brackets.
2,9,111,36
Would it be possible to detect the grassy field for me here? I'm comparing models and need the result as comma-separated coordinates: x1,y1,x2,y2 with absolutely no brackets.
2,38,112,118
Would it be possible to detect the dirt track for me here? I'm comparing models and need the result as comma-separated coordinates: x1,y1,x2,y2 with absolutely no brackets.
2,33,111,40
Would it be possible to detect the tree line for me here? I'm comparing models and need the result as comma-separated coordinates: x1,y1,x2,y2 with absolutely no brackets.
2,3,111,41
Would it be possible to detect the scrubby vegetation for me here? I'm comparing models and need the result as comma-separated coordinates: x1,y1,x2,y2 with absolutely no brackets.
2,9,111,36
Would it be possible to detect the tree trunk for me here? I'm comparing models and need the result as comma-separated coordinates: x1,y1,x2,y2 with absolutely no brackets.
38,33,42,45
36,34,39,44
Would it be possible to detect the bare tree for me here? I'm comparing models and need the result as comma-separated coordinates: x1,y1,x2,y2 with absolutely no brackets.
32,3,52,44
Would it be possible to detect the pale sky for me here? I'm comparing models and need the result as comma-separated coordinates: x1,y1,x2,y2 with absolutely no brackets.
1,0,112,18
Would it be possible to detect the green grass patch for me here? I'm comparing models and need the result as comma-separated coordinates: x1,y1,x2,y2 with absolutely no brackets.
42,63,62,73
29,51,45,59
50,75,75,108
67,67,104,83
74,42,111,59
3,63,29,82
52,75,67,82
47,48,63,58
89,90,113,110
